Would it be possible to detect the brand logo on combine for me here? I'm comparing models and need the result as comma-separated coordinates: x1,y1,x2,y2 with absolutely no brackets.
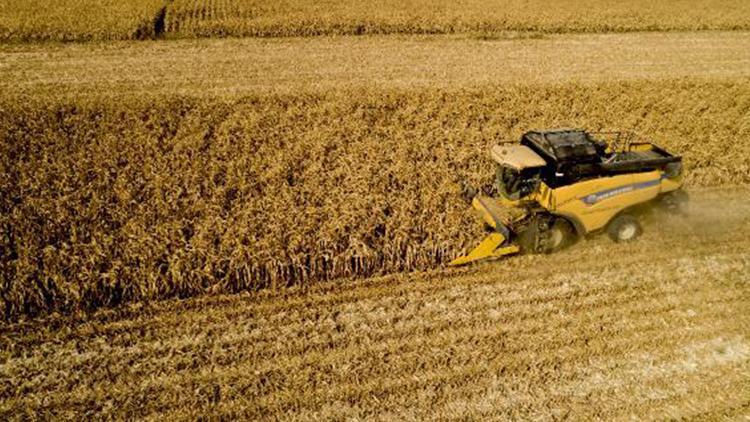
581,179,661,206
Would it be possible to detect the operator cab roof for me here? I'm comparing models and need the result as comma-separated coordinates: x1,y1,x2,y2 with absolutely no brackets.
522,128,600,163
491,144,547,170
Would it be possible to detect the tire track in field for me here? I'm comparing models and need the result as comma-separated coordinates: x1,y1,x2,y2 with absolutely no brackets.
5,183,748,350
1,187,749,419
0,249,735,394
2,256,748,418
2,218,745,355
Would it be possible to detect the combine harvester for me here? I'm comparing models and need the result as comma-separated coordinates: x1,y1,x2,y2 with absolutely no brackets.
451,129,687,265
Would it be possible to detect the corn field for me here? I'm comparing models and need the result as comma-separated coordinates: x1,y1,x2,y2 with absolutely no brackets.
3,189,750,418
3,0,750,41
2,80,749,319
0,0,167,42
163,0,750,37
2,0,750,418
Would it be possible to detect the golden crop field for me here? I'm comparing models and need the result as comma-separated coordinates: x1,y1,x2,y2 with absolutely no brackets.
2,32,750,319
3,0,750,41
164,0,750,37
3,32,750,97
2,79,750,319
1,0,750,416
0,0,167,42
2,186,749,419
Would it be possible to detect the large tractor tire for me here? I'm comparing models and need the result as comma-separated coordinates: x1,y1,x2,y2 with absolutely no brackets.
518,215,576,254
543,218,576,253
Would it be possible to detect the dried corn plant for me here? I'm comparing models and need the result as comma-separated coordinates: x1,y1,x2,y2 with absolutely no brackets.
2,80,749,319
2,202,750,418
164,0,750,37
0,0,168,42
3,0,750,41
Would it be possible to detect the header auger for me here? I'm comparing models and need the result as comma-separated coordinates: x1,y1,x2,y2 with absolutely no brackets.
451,129,687,266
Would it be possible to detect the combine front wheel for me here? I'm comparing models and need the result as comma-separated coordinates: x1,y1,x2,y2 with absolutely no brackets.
519,216,575,254
544,219,575,253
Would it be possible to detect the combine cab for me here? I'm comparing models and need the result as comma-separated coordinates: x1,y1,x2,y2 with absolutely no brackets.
451,129,687,266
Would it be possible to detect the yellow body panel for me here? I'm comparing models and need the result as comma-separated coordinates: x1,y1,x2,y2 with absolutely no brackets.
471,169,681,235
533,181,555,210
472,196,499,229
451,169,683,266
552,170,666,232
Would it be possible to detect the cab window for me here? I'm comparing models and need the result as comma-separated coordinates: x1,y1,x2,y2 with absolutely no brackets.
496,166,540,200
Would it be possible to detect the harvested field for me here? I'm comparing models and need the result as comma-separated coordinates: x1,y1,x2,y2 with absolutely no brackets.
1,187,749,419
2,32,750,97
1,2,749,418
164,0,750,37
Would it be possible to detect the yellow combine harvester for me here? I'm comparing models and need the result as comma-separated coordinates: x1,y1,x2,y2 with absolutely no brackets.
451,129,687,265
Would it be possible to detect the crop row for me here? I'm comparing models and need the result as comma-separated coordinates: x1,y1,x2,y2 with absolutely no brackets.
2,80,750,319
3,0,750,42
164,0,750,38
0,0,167,42
2,239,748,418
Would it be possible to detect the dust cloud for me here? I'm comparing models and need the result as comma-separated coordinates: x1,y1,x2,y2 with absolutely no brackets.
652,186,750,238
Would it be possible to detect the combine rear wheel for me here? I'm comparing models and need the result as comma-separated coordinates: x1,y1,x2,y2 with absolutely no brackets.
608,214,642,242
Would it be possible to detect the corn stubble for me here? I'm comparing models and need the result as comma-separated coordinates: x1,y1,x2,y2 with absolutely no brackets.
2,201,749,419
2,80,749,319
